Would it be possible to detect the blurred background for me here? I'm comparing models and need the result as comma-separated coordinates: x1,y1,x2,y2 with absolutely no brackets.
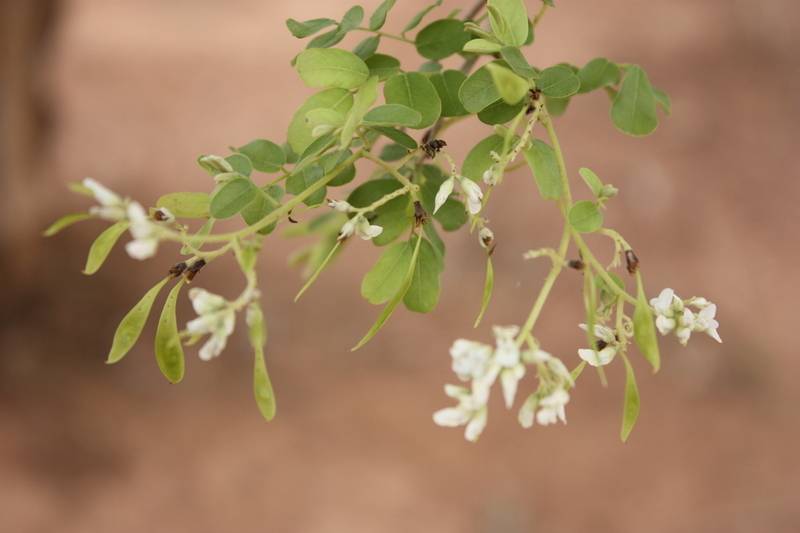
1,0,798,531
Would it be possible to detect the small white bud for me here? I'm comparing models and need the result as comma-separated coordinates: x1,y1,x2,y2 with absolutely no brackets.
199,155,233,173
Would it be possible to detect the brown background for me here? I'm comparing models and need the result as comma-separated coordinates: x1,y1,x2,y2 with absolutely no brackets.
1,1,798,532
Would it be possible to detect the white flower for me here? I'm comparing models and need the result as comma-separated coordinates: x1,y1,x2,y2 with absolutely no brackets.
433,177,455,214
535,389,569,426
458,177,484,214
450,339,493,382
676,308,694,346
577,324,618,367
186,288,236,361
518,394,538,428
651,288,680,315
338,215,383,241
479,227,494,248
692,304,721,343
84,177,127,221
433,385,489,442
124,202,159,260
482,164,499,185
327,199,353,213
490,325,525,407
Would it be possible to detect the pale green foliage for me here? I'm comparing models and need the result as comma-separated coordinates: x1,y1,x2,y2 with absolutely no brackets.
50,0,717,443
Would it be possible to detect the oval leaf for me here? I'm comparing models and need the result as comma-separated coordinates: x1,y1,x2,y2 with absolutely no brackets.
362,104,422,127
538,66,580,98
577,57,620,94
415,19,471,61
288,89,353,154
369,0,397,31
611,65,658,136
486,62,530,105
286,164,326,206
462,134,504,182
83,220,130,275
579,167,604,198
209,177,257,219
430,70,469,117
154,278,186,383
238,139,286,173
383,72,441,129
568,201,603,233
364,53,401,80
523,140,563,200
488,0,528,46
296,48,369,89
459,63,500,113
361,241,413,304
156,192,210,218
402,238,440,313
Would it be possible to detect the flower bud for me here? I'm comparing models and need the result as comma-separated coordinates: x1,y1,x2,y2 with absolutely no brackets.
479,227,494,248
327,199,353,213
199,155,233,173
433,177,455,214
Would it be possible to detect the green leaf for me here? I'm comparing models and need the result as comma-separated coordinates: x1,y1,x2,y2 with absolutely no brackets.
371,210,411,246
154,277,186,383
418,61,442,74
611,65,658,136
247,302,276,422
488,0,529,46
339,5,364,33
653,87,671,116
633,273,661,372
366,126,418,150
430,70,469,118
107,276,171,364
364,53,401,80
225,153,252,177
596,273,625,307
579,167,603,198
241,185,284,235
286,18,337,38
474,255,494,327
347,178,407,215
537,65,580,98
322,149,357,187
544,96,570,117
478,99,524,125
340,75,378,148
304,108,345,127
459,63,500,113
296,48,369,89
523,140,563,200
403,238,440,313
462,134,504,182
362,104,422,127
568,201,603,233
293,134,336,175
423,219,446,260
237,139,286,173
462,39,503,54
282,142,299,165
209,177,257,219
415,19,471,61
83,220,130,275
353,36,380,60
500,46,538,78
378,143,409,162
352,236,422,351
577,58,620,94
286,164,326,206
383,72,441,129
43,212,93,237
620,353,640,443
306,28,346,50
486,62,530,104
156,192,210,218
369,0,396,31
401,0,443,35
288,88,353,154
361,241,413,304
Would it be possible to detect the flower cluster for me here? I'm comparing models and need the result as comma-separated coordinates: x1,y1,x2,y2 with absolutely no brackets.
433,326,573,442
433,176,484,215
650,289,721,345
83,178,173,260
186,288,236,361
